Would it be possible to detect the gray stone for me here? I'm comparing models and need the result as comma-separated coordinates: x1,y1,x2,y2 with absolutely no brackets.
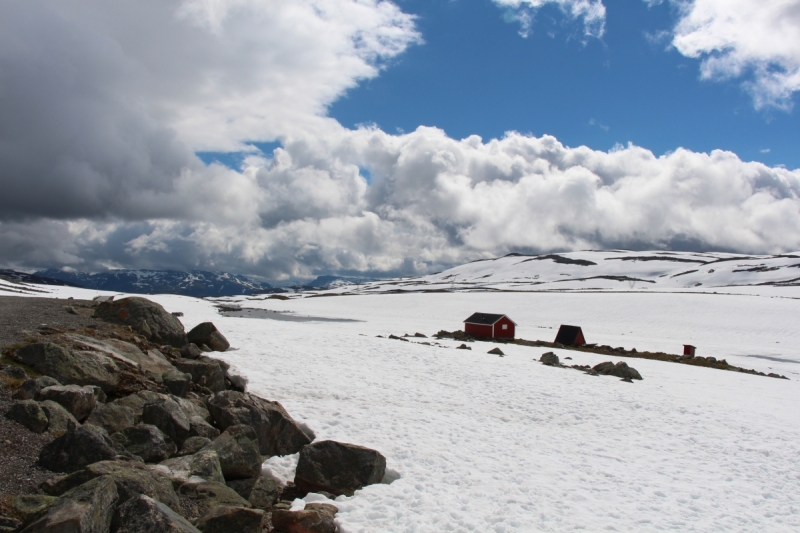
12,379,41,401
10,494,57,527
180,344,203,360
85,403,135,434
5,400,49,433
176,437,212,457
187,323,230,352
37,385,97,421
113,494,200,533
487,347,505,356
155,450,224,488
39,400,80,436
540,352,560,366
188,416,219,441
176,480,250,518
593,361,643,380
195,506,264,533
205,391,311,457
173,360,225,393
0,364,27,380
271,508,336,533
113,391,166,422
162,370,191,398
141,398,192,446
94,297,187,347
23,476,118,533
294,440,386,496
201,425,262,480
38,425,119,473
111,425,176,463
12,343,120,393
226,473,280,510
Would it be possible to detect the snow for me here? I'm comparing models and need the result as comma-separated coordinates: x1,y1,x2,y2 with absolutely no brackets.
5,268,800,531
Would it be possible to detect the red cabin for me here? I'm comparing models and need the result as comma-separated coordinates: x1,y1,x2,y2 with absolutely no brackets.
554,325,586,346
464,313,516,339
683,344,696,357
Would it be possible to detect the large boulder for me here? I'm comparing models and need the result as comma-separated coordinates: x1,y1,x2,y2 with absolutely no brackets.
23,476,118,533
162,370,191,398
113,391,166,422
5,400,49,433
294,440,386,496
180,343,203,360
226,472,280,510
539,352,560,366
111,425,177,463
271,505,337,533
141,398,192,446
38,425,119,473
195,506,264,533
176,437,212,457
201,425,262,481
37,385,97,421
176,480,250,519
188,416,220,441
65,334,176,380
39,400,80,436
187,323,230,352
12,343,120,393
593,361,643,380
12,376,61,401
205,391,312,457
9,495,57,527
94,297,187,347
86,403,136,434
173,359,226,393
113,494,200,533
155,450,225,488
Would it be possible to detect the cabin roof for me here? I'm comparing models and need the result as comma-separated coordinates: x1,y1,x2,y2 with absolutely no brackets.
464,312,515,325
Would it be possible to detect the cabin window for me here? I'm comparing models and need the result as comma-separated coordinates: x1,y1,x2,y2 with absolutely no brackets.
502,324,508,330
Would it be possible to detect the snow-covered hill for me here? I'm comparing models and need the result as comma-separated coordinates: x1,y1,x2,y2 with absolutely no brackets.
323,250,800,294
34,269,276,297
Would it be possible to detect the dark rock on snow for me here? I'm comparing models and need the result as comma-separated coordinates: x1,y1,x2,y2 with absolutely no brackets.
187,323,230,352
174,359,226,393
593,361,643,380
180,343,203,360
272,504,337,533
94,297,187,347
113,494,200,533
487,347,504,356
201,425,262,480
295,440,386,496
194,505,264,533
540,352,560,366
226,472,280,510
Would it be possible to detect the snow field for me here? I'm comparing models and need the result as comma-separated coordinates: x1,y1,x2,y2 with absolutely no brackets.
9,284,800,531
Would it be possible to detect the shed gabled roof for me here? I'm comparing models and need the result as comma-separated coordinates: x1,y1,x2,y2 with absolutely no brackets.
554,324,584,345
464,312,516,325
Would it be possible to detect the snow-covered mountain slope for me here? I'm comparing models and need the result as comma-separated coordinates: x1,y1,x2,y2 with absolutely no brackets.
34,269,276,297
324,250,800,293
0,269,82,287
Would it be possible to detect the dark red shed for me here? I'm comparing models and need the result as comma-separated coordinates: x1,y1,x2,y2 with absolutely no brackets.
554,325,586,346
464,313,516,339
683,344,696,357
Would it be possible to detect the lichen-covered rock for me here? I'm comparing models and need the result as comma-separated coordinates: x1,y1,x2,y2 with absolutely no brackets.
155,450,225,488
294,440,386,496
205,391,311,457
10,494,57,527
111,425,177,463
113,494,200,533
540,352,560,366
85,403,135,434
141,398,192,446
187,323,230,352
39,400,80,436
195,505,264,533
11,343,119,393
226,472,280,510
38,425,119,473
94,297,187,348
162,370,191,398
5,400,49,433
188,416,220,441
176,437,212,457
23,476,118,533
201,425,262,481
176,480,250,519
593,361,643,380
37,385,97,421
174,360,225,393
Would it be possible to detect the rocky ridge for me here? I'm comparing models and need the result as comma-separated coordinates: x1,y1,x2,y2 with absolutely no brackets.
0,296,387,532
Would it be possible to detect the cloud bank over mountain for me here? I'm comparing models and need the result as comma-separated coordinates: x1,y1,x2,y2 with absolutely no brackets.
0,0,799,279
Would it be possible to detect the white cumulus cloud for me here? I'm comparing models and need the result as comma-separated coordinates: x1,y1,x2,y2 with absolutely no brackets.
493,0,606,38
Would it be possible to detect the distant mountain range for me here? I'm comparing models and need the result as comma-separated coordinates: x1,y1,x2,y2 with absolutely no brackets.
0,269,83,287
33,269,278,297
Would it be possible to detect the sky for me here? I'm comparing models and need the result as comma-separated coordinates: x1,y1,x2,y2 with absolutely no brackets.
1,0,800,281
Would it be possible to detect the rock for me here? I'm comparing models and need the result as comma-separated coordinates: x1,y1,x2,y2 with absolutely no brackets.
12,379,42,401
11,343,120,393
414,333,427,338
593,361,643,380
188,416,220,441
39,400,80,436
271,508,336,533
23,476,118,533
37,385,97,421
10,494,57,526
162,370,191,398
180,344,203,360
174,359,226,393
487,347,504,356
176,480,250,518
205,391,312,457
0,364,27,380
194,506,264,533
187,323,230,352
456,344,471,350
141,398,192,446
86,403,135,434
226,473,280,510
156,450,225,488
226,373,248,393
540,352,559,366
5,400,49,433
38,425,119,473
113,494,200,533
294,440,386,496
66,334,176,382
113,391,166,422
94,297,187,347
176,437,212,457
111,425,177,463
202,425,262,480
116,371,165,397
